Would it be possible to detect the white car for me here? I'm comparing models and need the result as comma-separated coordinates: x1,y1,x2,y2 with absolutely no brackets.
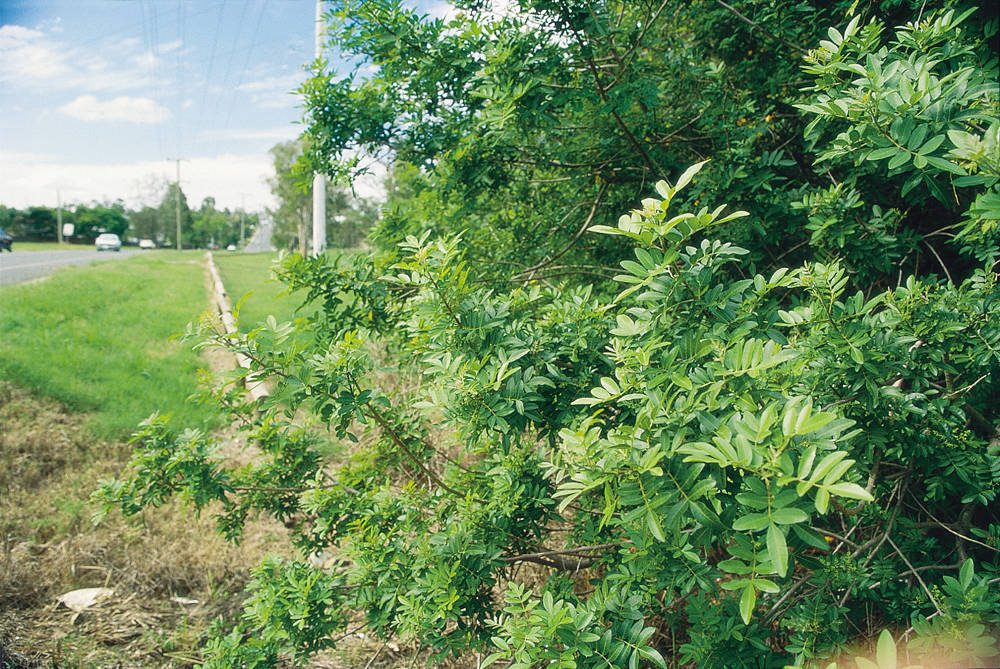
95,233,122,251
139,238,156,249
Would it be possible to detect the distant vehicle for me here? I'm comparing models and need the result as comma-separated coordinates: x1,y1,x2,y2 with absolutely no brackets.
139,239,156,250
95,233,122,252
226,244,237,251
0,228,11,252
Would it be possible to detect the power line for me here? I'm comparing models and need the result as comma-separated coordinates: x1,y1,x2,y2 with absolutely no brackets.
138,0,165,160
177,0,186,158
221,0,269,130
195,0,228,134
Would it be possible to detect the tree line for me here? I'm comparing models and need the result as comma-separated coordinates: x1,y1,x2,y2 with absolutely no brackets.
0,187,257,251
1,139,379,252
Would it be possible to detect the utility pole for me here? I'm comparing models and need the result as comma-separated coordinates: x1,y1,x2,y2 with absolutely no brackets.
312,0,327,257
167,158,185,250
240,193,246,246
56,190,63,244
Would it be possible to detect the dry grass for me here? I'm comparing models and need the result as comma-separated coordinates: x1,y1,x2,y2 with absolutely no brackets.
0,382,290,668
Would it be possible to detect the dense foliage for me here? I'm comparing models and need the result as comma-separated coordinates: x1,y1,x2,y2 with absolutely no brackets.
97,1,999,667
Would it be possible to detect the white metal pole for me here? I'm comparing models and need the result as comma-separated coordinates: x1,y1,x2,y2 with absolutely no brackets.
175,159,182,250
56,190,63,244
312,0,327,257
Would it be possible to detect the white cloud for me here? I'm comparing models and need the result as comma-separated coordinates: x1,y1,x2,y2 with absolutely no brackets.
427,2,459,21
0,150,387,213
199,127,302,143
0,24,71,80
234,71,308,110
59,95,171,123
236,72,304,94
159,39,183,54
0,23,160,92
0,151,278,212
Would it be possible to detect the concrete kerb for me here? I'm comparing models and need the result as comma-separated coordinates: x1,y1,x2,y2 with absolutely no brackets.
206,252,271,401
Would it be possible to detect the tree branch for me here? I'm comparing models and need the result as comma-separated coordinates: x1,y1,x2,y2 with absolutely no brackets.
513,182,609,279
713,0,809,55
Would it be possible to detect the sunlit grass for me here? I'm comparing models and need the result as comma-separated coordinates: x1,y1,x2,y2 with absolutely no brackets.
211,251,301,330
0,252,218,438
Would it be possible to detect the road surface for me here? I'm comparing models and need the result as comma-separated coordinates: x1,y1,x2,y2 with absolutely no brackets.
0,249,143,287
244,218,274,253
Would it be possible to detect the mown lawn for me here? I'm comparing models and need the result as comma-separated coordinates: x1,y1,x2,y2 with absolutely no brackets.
0,252,217,439
212,252,304,330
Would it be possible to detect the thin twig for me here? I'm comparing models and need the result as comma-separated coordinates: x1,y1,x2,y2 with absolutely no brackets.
885,534,943,616
364,642,388,669
501,542,618,562
713,0,809,55
910,497,998,553
514,182,609,279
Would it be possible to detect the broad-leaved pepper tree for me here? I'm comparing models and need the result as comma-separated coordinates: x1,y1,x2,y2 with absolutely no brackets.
96,1,999,667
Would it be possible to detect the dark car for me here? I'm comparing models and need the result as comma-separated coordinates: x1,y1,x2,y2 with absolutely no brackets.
0,228,11,252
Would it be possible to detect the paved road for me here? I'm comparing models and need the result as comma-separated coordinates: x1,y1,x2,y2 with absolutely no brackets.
244,218,274,253
0,249,144,287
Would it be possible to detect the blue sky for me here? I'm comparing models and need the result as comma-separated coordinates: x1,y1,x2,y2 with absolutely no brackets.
0,1,433,212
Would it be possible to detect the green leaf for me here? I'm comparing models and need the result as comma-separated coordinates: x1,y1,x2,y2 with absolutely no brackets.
797,446,817,480
959,558,974,590
481,652,506,668
733,513,770,531
796,412,834,435
771,507,809,525
826,482,873,500
646,510,665,542
849,346,864,364
876,629,896,669
810,452,848,483
887,151,911,170
866,147,897,161
739,584,756,624
753,578,780,594
918,134,946,155
674,160,709,192
718,559,752,575
767,523,788,577
815,488,830,514
924,155,966,175
638,647,667,669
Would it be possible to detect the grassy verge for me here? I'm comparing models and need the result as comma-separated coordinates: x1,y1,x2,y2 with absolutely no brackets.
0,252,287,667
211,252,302,330
0,252,217,439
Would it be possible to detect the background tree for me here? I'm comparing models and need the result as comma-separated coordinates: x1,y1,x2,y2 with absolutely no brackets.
267,138,378,252
185,197,257,249
129,205,166,245
71,203,128,241
157,183,194,248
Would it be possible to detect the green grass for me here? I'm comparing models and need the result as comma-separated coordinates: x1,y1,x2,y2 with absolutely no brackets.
0,252,218,438
212,252,306,330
